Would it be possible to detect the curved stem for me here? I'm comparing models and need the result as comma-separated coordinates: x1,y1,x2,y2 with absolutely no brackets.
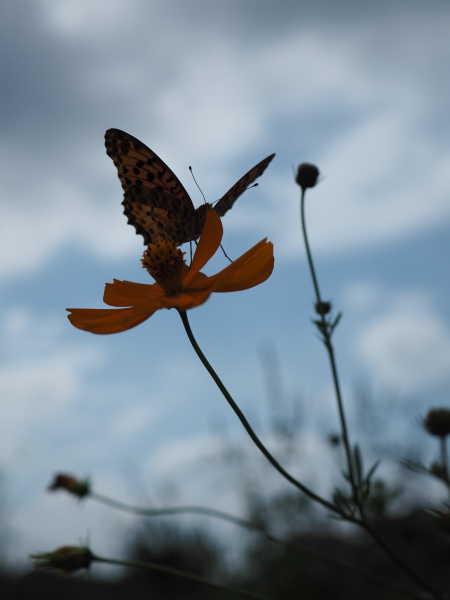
178,309,342,517
92,554,277,600
300,188,323,303
91,491,270,526
300,188,357,501
89,491,426,599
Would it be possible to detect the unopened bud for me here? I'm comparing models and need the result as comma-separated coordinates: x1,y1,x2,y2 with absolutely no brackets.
295,163,320,190
423,408,450,438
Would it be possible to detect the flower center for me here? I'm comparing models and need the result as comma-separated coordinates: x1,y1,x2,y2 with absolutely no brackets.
141,241,185,295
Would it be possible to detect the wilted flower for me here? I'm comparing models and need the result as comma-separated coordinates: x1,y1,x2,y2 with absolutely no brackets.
48,473,90,498
31,546,93,576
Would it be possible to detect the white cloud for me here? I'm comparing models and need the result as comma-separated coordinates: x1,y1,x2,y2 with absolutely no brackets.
342,282,384,311
1,1,450,281
1,1,450,567
355,291,450,392
108,401,161,439
0,306,105,458
41,0,139,37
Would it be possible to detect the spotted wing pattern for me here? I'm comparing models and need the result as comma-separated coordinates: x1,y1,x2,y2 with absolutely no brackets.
105,128,200,244
105,128,275,245
121,185,204,245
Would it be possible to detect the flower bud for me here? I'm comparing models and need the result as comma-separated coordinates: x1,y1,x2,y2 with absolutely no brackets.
48,473,90,498
31,546,93,575
423,408,450,438
315,301,331,316
295,163,320,190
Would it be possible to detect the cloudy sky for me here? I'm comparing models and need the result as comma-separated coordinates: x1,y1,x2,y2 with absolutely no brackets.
1,0,450,571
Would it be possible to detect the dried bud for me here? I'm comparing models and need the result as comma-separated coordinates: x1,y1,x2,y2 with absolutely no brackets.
423,408,450,438
31,546,93,576
315,301,331,316
48,473,90,498
295,163,320,190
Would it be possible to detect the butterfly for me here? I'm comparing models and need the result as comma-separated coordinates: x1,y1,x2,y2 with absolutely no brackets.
105,128,275,245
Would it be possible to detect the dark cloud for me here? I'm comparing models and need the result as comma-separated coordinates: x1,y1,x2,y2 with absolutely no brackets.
0,0,449,263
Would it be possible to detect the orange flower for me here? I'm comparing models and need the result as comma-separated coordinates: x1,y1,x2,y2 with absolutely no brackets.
67,209,274,334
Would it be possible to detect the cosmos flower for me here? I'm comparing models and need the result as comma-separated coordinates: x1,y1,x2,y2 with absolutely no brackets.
67,209,274,334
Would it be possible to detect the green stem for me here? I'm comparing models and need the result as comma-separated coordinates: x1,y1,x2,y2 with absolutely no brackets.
299,188,442,600
300,188,323,303
89,491,425,599
90,491,273,525
92,554,277,600
300,188,357,502
178,310,342,517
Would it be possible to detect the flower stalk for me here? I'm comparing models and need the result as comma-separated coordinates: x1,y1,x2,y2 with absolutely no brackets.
178,309,343,516
94,554,277,600
31,545,277,600
297,167,443,600
299,181,357,504
85,488,428,599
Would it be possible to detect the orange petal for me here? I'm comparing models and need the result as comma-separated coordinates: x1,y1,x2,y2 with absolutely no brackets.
103,279,162,307
157,288,214,310
67,306,156,334
184,209,222,285
208,239,274,292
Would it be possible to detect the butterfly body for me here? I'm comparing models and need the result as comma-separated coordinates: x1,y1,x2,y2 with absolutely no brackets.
105,128,274,245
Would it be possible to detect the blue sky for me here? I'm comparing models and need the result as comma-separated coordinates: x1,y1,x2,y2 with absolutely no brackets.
1,0,450,570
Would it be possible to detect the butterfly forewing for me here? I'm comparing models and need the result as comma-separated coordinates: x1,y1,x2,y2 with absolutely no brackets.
214,153,275,217
105,128,193,204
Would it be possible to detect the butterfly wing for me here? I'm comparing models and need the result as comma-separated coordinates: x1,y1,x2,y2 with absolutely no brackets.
105,128,197,245
106,129,275,244
213,153,275,217
123,186,203,245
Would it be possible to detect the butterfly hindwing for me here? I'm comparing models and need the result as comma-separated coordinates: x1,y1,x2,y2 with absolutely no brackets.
123,186,201,245
214,153,275,217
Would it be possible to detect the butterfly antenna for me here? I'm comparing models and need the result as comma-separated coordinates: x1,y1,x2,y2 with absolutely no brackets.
189,166,207,205
220,244,233,263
